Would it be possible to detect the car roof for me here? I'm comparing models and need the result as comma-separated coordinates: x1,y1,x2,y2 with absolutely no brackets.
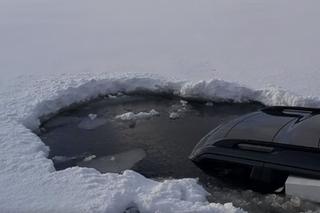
224,106,320,148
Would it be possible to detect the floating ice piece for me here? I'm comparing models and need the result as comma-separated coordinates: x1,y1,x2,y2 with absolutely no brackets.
83,155,96,162
169,112,180,120
206,102,214,106
88,113,97,120
115,109,160,121
274,186,284,193
52,156,77,163
180,100,188,106
289,196,301,208
78,149,147,173
78,117,107,130
108,94,118,99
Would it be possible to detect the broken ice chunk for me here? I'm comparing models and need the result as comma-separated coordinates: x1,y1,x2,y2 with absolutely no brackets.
169,112,180,120
52,156,77,163
180,100,188,106
205,102,214,106
88,113,97,120
78,149,146,173
83,155,96,162
115,109,159,121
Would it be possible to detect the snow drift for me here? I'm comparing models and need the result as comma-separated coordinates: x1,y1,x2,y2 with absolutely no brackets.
1,73,320,212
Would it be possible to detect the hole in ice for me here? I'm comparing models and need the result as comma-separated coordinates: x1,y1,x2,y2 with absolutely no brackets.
39,94,262,178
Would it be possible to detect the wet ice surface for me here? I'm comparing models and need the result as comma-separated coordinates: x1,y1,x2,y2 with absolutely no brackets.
78,117,107,130
39,95,320,213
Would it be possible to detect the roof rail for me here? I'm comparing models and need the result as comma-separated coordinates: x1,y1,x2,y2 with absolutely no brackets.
261,106,320,117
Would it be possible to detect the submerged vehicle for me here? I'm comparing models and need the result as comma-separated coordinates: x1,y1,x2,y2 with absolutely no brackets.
190,106,320,183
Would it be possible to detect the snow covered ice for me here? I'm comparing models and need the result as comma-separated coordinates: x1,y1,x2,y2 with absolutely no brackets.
2,0,320,212
1,74,320,212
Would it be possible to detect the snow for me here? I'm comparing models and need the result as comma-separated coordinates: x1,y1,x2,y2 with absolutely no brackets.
115,109,160,121
2,0,320,97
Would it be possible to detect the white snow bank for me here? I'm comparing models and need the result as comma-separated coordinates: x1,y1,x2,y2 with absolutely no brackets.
1,73,320,212
115,109,160,121
179,79,320,107
18,75,320,131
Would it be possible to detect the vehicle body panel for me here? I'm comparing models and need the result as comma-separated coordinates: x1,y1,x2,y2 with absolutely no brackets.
190,106,320,179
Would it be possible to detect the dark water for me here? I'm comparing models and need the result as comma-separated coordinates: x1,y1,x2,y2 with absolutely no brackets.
38,94,320,213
